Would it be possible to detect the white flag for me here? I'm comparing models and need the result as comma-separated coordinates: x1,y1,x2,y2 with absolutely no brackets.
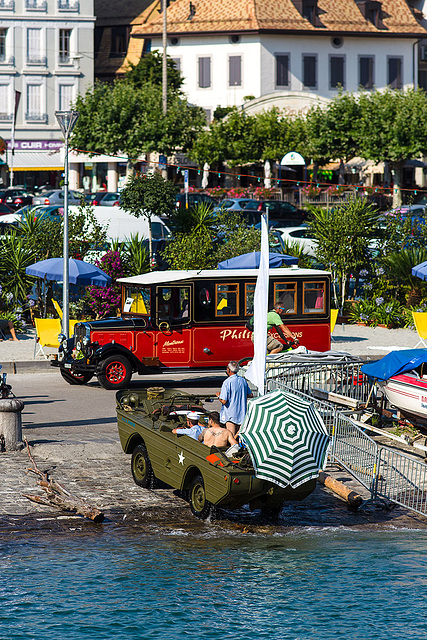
245,213,269,395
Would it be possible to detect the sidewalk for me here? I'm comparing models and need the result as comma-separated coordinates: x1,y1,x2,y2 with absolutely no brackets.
0,322,420,374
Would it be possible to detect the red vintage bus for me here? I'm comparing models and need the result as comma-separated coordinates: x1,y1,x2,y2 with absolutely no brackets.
52,267,331,389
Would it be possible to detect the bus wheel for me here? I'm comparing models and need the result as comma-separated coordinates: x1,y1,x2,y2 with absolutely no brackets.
60,369,93,385
131,443,154,488
97,355,132,390
189,475,213,520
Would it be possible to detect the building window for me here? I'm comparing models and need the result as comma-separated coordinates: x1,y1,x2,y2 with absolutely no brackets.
291,0,322,27
110,26,129,58
215,283,239,316
59,29,71,63
419,69,427,92
303,55,317,89
275,54,289,87
229,55,241,87
26,84,42,119
59,84,74,111
388,57,402,90
203,108,211,123
58,0,79,11
198,57,211,88
27,28,45,65
0,84,10,119
0,28,7,62
330,55,345,89
359,56,374,89
170,57,181,72
26,0,47,10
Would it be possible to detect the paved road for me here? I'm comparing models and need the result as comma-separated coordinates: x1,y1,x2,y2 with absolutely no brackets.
1,371,427,535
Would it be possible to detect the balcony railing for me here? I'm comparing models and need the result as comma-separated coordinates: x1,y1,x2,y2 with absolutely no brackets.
0,0,15,9
26,55,47,66
0,113,13,121
58,0,79,11
26,112,48,122
26,0,47,10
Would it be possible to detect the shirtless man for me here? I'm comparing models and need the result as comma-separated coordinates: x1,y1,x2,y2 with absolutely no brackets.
198,412,237,448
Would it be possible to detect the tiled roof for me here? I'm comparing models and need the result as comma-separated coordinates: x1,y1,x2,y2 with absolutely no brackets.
130,0,427,37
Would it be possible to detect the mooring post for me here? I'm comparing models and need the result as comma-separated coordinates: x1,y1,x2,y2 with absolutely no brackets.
0,398,24,451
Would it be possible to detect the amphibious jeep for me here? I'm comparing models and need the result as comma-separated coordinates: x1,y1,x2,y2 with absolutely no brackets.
116,387,316,520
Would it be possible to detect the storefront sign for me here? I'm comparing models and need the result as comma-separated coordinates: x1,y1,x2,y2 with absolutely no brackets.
5,140,63,151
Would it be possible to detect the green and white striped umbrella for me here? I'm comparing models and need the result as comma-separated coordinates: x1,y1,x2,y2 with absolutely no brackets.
239,389,330,489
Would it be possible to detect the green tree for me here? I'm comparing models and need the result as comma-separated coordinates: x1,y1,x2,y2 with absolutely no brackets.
0,230,36,304
305,92,359,182
308,198,380,309
125,51,183,94
71,80,206,166
382,248,427,307
120,172,178,262
357,88,427,207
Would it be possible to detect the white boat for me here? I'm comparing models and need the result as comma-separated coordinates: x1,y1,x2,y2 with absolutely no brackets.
362,349,427,426
382,372,427,425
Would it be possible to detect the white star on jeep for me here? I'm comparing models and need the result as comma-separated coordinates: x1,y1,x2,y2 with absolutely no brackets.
178,451,185,465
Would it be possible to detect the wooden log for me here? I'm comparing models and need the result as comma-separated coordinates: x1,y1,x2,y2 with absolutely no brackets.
23,438,105,523
318,471,363,511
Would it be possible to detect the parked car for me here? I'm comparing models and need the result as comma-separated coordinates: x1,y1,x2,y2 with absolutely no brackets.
213,198,258,213
0,203,14,216
91,191,121,206
0,188,34,210
274,225,318,257
175,193,215,209
242,199,307,226
32,189,83,206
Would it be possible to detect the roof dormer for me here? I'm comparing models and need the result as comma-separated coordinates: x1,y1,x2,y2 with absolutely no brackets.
291,0,324,27
356,0,387,30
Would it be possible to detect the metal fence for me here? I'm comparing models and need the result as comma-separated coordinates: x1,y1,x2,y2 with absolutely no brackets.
267,377,427,517
267,361,372,406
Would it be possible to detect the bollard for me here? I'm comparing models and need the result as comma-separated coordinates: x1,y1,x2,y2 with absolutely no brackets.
0,398,25,451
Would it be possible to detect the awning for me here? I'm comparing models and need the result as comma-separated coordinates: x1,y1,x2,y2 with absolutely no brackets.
11,150,63,172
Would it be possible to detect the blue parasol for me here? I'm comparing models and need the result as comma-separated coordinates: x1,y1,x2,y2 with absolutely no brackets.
26,258,112,287
412,261,427,281
218,252,298,269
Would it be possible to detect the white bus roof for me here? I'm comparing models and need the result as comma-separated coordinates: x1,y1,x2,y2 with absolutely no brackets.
118,267,330,286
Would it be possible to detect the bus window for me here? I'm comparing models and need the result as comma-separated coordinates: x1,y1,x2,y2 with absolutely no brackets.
123,287,151,315
158,286,191,325
274,282,296,314
245,283,256,315
216,283,239,316
303,282,325,314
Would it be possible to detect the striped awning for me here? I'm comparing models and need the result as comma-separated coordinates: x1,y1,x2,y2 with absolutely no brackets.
239,389,330,489
10,151,63,171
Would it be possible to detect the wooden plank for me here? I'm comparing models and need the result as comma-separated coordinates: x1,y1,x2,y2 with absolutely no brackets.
311,387,360,409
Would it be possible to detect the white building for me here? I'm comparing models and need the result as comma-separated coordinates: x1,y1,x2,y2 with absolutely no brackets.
129,0,427,121
0,0,94,189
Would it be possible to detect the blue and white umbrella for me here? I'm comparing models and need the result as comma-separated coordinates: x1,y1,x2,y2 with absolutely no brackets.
26,258,112,287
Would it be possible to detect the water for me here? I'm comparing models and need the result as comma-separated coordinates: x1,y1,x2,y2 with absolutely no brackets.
1,526,427,640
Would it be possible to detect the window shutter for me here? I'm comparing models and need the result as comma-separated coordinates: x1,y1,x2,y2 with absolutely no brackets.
0,85,8,115
275,55,289,87
27,28,41,60
359,57,374,88
330,56,344,88
303,55,316,88
229,55,241,86
198,57,211,88
388,58,402,89
170,57,181,72
59,84,73,111
27,84,41,116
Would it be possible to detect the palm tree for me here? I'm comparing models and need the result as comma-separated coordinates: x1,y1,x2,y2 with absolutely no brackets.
383,248,427,306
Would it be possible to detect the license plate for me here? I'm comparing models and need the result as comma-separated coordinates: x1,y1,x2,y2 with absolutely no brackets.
64,363,71,369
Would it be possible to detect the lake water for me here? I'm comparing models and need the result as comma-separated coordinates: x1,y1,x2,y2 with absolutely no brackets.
1,525,427,640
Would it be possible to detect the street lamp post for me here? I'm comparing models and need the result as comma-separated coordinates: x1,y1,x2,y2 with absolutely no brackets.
55,110,79,339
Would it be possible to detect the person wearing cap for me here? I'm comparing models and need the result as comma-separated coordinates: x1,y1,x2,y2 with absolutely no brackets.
252,301,298,354
216,361,252,437
172,411,205,441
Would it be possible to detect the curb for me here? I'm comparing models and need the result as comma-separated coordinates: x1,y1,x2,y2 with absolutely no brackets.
2,361,53,374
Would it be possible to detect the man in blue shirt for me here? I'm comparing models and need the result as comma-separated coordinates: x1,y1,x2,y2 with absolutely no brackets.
172,411,205,440
216,361,252,436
